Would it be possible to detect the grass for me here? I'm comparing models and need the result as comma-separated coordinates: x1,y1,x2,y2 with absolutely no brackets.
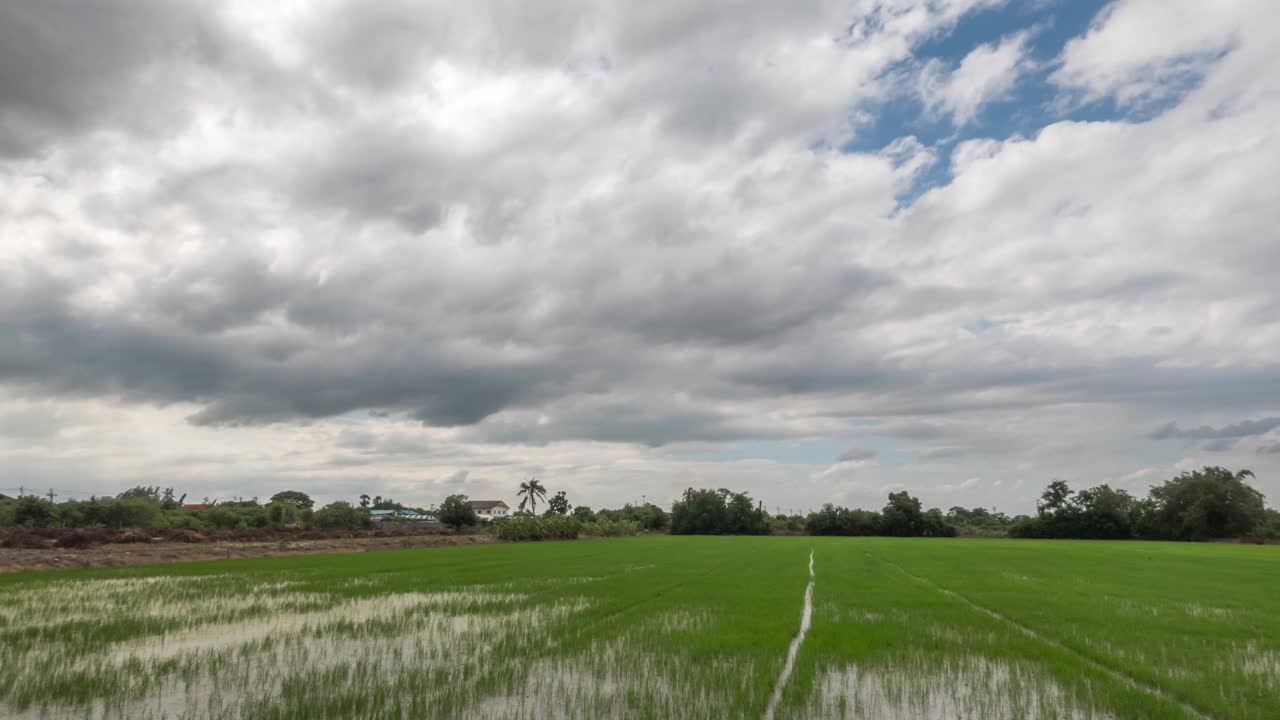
0,537,1275,719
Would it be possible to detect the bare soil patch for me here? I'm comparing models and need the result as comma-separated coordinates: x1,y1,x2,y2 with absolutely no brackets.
0,527,495,573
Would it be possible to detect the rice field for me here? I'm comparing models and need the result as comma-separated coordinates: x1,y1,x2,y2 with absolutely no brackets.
0,537,1275,719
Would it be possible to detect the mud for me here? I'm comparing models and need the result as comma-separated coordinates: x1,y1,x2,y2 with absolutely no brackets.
0,531,496,573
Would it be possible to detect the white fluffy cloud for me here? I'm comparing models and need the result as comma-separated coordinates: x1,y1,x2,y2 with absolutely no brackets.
919,31,1031,124
1053,0,1275,106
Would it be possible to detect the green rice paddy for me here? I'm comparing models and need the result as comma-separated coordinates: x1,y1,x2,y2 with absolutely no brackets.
0,537,1275,719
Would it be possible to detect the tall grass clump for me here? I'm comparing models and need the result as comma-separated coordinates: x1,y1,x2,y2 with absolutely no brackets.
493,515,581,541
581,518,642,537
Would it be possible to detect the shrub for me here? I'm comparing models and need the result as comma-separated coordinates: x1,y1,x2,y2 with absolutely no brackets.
313,501,371,530
438,494,479,531
581,518,641,537
494,515,581,541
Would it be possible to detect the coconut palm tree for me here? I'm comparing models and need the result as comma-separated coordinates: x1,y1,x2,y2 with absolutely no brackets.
517,478,548,514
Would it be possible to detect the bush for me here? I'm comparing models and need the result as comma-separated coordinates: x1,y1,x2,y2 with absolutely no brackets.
313,502,371,530
494,515,581,541
806,505,882,536
670,489,769,535
581,518,641,537
12,497,59,528
438,494,479,531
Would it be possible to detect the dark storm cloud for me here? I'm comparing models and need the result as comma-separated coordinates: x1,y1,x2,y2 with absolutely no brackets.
461,399,791,448
0,272,569,428
0,1,251,156
591,263,893,347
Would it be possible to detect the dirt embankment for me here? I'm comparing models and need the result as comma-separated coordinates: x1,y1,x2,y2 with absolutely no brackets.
0,526,496,573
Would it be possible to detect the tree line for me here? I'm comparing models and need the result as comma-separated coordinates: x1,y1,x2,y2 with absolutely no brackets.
1012,466,1280,541
3,466,1274,542
0,487,377,532
436,478,672,539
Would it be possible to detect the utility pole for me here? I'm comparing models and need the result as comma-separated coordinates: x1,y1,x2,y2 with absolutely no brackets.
46,489,56,503
17,485,24,498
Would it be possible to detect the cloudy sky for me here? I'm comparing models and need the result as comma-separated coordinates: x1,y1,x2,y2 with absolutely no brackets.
2,0,1278,514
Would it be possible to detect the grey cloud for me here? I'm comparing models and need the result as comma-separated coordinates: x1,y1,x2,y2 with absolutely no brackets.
289,126,449,235
592,263,893,347
1149,417,1280,440
0,273,570,428
0,406,65,440
837,445,877,462
440,470,469,485
1201,438,1238,452
460,395,804,448
2,0,1280,510
0,1,255,156
916,447,968,460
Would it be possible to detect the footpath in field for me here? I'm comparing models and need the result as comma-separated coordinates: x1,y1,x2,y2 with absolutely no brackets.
762,548,815,720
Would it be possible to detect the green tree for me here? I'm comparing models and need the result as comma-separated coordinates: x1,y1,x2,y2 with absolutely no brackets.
160,488,183,510
880,491,925,537
1148,467,1265,540
13,497,58,528
438,494,478,531
1071,484,1136,539
1037,480,1073,516
517,478,548,514
545,491,570,516
269,490,315,509
725,491,769,534
117,486,162,502
671,488,768,535
108,498,162,529
671,488,729,534
571,505,597,523
313,501,369,529
359,494,371,509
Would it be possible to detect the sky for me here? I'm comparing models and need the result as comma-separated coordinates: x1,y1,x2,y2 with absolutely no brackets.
2,0,1279,515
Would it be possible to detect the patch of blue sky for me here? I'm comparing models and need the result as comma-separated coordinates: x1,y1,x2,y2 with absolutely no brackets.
964,317,1019,334
833,0,1221,206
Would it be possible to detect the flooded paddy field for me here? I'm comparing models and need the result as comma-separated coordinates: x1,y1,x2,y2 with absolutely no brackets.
0,537,1275,719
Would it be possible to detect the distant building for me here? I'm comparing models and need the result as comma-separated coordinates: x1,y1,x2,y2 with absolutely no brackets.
182,503,210,510
469,500,510,519
370,508,437,523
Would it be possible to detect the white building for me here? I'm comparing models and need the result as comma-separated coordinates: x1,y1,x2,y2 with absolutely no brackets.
469,500,510,519
369,508,437,523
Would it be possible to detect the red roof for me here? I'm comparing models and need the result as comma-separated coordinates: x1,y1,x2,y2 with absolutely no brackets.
182,503,210,510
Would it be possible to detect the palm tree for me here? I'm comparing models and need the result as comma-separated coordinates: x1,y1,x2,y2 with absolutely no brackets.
517,478,548,514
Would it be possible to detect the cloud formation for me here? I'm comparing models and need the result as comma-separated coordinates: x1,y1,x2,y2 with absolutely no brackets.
1,0,1278,512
